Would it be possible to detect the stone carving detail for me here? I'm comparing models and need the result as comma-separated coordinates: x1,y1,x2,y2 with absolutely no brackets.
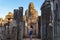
25,2,38,23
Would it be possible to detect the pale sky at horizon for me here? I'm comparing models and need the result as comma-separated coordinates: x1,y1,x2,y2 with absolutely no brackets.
0,0,45,19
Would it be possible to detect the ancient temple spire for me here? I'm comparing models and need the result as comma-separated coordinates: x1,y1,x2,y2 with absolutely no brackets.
29,2,34,9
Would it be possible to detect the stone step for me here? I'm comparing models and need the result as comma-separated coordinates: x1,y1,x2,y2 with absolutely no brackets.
23,38,41,40
24,35,38,38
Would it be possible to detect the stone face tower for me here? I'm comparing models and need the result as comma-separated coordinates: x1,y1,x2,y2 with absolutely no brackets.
41,0,53,40
25,2,38,37
41,0,60,40
14,7,23,40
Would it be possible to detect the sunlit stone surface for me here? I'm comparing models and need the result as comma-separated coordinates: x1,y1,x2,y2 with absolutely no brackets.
25,2,38,37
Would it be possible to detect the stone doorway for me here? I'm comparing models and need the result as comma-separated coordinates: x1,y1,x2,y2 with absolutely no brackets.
23,23,40,38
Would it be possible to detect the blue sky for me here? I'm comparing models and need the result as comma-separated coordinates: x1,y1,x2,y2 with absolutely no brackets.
0,0,45,19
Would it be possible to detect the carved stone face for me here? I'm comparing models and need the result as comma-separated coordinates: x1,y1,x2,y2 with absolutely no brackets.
29,2,34,9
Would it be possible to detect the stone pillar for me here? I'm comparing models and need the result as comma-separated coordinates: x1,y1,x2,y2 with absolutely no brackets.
2,26,6,40
19,22,23,40
36,23,38,36
38,16,41,38
10,20,17,40
14,7,23,40
54,0,60,40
